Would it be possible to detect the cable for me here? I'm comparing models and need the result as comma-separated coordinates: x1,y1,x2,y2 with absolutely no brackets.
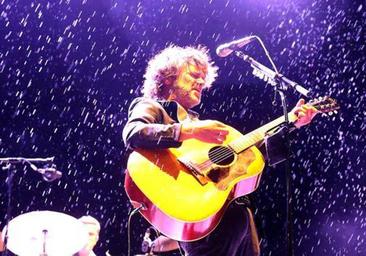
254,36,279,74
127,204,144,256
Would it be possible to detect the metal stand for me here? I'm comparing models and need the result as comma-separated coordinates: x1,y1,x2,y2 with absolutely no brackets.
0,157,55,255
234,51,312,98
277,86,294,256
41,229,48,256
2,164,15,256
234,37,312,256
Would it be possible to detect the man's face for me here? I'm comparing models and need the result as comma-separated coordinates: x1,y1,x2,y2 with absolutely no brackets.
169,60,207,109
85,223,99,249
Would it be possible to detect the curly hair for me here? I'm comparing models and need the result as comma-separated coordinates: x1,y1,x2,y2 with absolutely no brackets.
142,45,218,99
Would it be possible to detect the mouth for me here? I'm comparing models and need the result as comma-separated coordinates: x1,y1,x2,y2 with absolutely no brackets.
192,86,202,93
191,89,201,96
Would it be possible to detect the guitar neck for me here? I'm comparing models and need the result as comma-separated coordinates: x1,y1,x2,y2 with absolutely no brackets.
229,112,298,153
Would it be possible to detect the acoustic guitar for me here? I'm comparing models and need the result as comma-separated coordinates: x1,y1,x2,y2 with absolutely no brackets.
124,97,338,241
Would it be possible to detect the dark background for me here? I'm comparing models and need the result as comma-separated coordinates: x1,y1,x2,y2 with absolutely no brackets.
0,0,365,255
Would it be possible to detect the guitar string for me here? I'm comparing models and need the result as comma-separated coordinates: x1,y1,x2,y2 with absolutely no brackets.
200,111,306,168
195,111,306,170
195,145,236,170
192,103,329,172
195,133,262,170
199,133,260,168
206,118,284,165
202,116,284,167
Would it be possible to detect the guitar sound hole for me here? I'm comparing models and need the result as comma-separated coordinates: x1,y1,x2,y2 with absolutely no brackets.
208,146,235,166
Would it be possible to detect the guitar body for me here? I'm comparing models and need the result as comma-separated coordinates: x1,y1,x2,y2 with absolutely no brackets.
124,124,265,241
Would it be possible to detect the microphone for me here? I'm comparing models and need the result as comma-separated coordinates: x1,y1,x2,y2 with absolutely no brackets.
216,35,256,57
38,167,63,182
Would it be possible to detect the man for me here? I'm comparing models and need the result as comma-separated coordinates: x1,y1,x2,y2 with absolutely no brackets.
77,215,101,256
0,231,4,252
123,45,317,255
1,215,100,256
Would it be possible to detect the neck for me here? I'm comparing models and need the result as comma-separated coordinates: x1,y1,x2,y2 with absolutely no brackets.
229,112,298,153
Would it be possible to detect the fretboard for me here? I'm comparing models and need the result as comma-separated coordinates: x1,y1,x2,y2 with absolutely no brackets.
229,112,297,153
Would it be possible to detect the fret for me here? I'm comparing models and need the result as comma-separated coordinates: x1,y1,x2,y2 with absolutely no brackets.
229,113,297,154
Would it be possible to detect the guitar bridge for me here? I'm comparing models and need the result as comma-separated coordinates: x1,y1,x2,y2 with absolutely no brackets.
178,158,209,185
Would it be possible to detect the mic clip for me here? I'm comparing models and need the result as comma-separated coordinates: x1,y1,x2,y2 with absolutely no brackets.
235,51,312,97
29,163,63,182
39,167,62,182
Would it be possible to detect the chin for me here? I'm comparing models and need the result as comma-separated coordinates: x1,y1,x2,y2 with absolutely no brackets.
190,93,201,105
189,100,200,108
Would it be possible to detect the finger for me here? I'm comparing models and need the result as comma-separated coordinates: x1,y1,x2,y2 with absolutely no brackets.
297,112,306,118
293,107,305,115
293,104,307,114
217,133,227,140
205,136,224,144
216,137,225,144
302,105,317,112
298,105,312,112
213,129,229,135
310,106,318,113
295,98,305,108
213,132,227,143
302,105,318,116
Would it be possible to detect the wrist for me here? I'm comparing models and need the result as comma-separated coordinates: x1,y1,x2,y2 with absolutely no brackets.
179,123,194,141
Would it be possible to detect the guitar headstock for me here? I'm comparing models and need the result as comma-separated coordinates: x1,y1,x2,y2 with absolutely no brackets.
308,96,340,116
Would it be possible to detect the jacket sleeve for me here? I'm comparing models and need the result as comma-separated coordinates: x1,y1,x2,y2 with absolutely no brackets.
122,97,183,150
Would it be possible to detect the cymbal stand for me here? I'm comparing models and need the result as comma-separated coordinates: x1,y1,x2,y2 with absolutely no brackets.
0,157,54,255
39,229,48,256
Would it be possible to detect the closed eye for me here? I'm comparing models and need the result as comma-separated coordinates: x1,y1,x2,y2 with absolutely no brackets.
189,72,205,81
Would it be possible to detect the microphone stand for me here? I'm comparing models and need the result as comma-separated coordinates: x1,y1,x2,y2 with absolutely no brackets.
234,51,312,97
235,44,311,256
0,157,55,255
